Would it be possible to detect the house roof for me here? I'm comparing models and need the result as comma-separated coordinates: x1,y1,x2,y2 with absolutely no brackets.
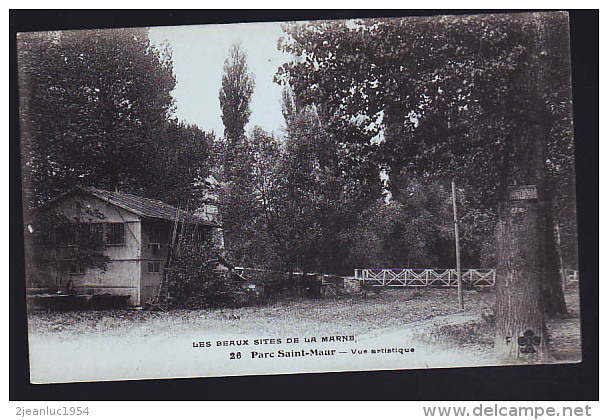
86,188,219,226
40,187,219,227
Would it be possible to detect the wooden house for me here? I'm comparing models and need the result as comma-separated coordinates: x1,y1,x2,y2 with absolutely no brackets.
27,187,221,306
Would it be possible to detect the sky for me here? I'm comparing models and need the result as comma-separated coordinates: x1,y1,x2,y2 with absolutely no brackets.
148,21,291,138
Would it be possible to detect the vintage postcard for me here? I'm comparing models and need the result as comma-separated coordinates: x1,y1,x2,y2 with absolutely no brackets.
17,12,581,384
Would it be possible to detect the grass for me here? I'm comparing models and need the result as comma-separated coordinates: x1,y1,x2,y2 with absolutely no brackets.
28,288,495,340
412,286,582,361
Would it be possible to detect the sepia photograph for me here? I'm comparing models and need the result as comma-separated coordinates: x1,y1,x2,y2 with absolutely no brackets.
16,11,583,385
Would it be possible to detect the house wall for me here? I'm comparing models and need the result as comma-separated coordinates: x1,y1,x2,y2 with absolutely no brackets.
31,191,224,307
138,222,220,304
35,192,143,306
73,261,141,305
139,220,172,304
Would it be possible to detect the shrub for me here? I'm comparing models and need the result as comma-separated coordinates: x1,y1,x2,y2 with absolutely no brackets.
166,231,242,308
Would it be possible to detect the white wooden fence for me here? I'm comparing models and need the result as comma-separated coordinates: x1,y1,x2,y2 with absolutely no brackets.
354,268,496,288
233,266,579,291
355,268,581,289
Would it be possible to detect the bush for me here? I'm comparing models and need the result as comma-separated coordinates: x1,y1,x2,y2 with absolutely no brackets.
166,232,242,309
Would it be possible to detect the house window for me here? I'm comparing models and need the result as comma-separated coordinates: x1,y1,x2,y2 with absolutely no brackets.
89,224,105,244
149,228,163,244
56,225,77,246
105,223,125,245
56,223,106,247
148,261,161,273
39,224,53,244
70,261,86,275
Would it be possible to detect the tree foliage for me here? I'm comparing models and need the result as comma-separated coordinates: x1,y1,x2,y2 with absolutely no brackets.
216,43,259,264
343,173,497,270
165,231,243,308
146,120,214,206
18,28,215,218
219,43,255,157
18,28,180,208
277,14,571,204
275,13,575,267
218,126,281,267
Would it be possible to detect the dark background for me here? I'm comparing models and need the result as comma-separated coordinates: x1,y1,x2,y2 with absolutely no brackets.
9,9,599,401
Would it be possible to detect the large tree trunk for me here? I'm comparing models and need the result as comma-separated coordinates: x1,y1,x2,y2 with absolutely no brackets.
493,131,553,362
494,191,550,361
493,123,553,362
493,13,554,362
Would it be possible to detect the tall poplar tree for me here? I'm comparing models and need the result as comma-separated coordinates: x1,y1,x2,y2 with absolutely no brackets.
217,43,257,263
218,43,255,173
